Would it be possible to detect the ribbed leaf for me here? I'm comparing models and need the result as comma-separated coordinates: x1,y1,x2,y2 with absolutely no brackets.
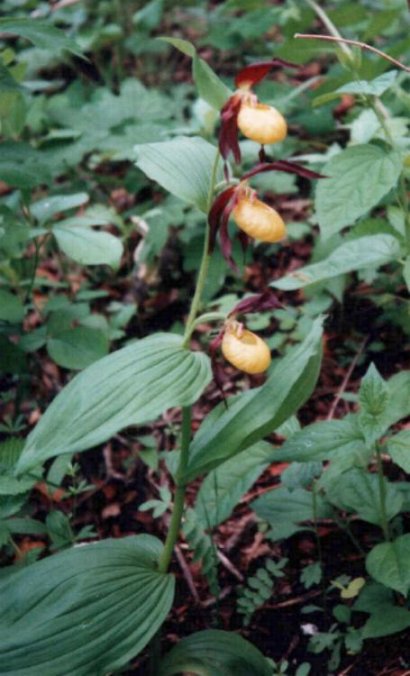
182,318,323,483
366,535,410,596
272,235,401,290
159,629,271,676
194,441,273,528
135,137,222,213
17,334,211,473
315,144,403,237
0,535,174,675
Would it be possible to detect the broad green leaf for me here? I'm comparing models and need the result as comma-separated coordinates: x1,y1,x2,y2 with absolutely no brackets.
328,468,403,526
47,326,109,370
354,582,410,637
17,334,212,473
270,416,366,463
0,141,51,189
0,63,24,93
53,224,123,268
366,534,410,596
272,235,401,290
0,18,82,56
193,55,232,110
159,629,271,676
194,441,273,528
252,486,332,542
182,318,323,483
358,363,390,445
315,145,403,238
0,289,24,323
384,371,410,427
336,70,398,97
160,37,231,109
362,606,410,639
135,137,222,213
0,437,40,496
387,430,410,473
31,193,89,224
0,536,174,675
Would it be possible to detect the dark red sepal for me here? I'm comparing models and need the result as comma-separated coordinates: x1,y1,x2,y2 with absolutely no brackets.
242,161,327,182
208,186,237,252
219,93,243,163
235,59,298,89
229,289,281,317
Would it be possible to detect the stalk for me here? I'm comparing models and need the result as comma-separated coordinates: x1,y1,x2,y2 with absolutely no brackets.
150,148,221,670
375,444,390,542
157,406,192,573
182,149,221,347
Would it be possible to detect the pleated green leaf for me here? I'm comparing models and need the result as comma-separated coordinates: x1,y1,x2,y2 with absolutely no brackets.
182,318,323,483
0,535,174,675
17,334,211,474
159,629,271,676
135,137,222,213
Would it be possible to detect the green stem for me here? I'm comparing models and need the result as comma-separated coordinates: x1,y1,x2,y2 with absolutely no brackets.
24,238,41,304
375,444,390,541
151,149,221,670
182,149,221,347
157,406,192,573
149,407,192,674
312,481,328,616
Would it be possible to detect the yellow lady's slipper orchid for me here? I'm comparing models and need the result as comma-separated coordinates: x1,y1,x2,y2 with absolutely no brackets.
221,321,271,374
237,101,287,145
232,192,286,243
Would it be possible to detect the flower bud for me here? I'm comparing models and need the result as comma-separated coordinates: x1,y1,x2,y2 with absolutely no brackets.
222,322,271,374
232,195,286,243
237,102,287,145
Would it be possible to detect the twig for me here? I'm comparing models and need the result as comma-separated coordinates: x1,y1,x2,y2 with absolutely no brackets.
326,337,367,420
217,550,244,582
294,33,410,73
175,544,200,603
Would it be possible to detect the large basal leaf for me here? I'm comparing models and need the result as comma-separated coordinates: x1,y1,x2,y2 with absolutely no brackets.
315,144,402,238
0,535,174,675
182,318,323,483
159,629,271,676
135,137,222,213
17,334,212,474
252,486,333,542
0,18,82,56
366,534,410,596
272,235,401,290
194,441,273,528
